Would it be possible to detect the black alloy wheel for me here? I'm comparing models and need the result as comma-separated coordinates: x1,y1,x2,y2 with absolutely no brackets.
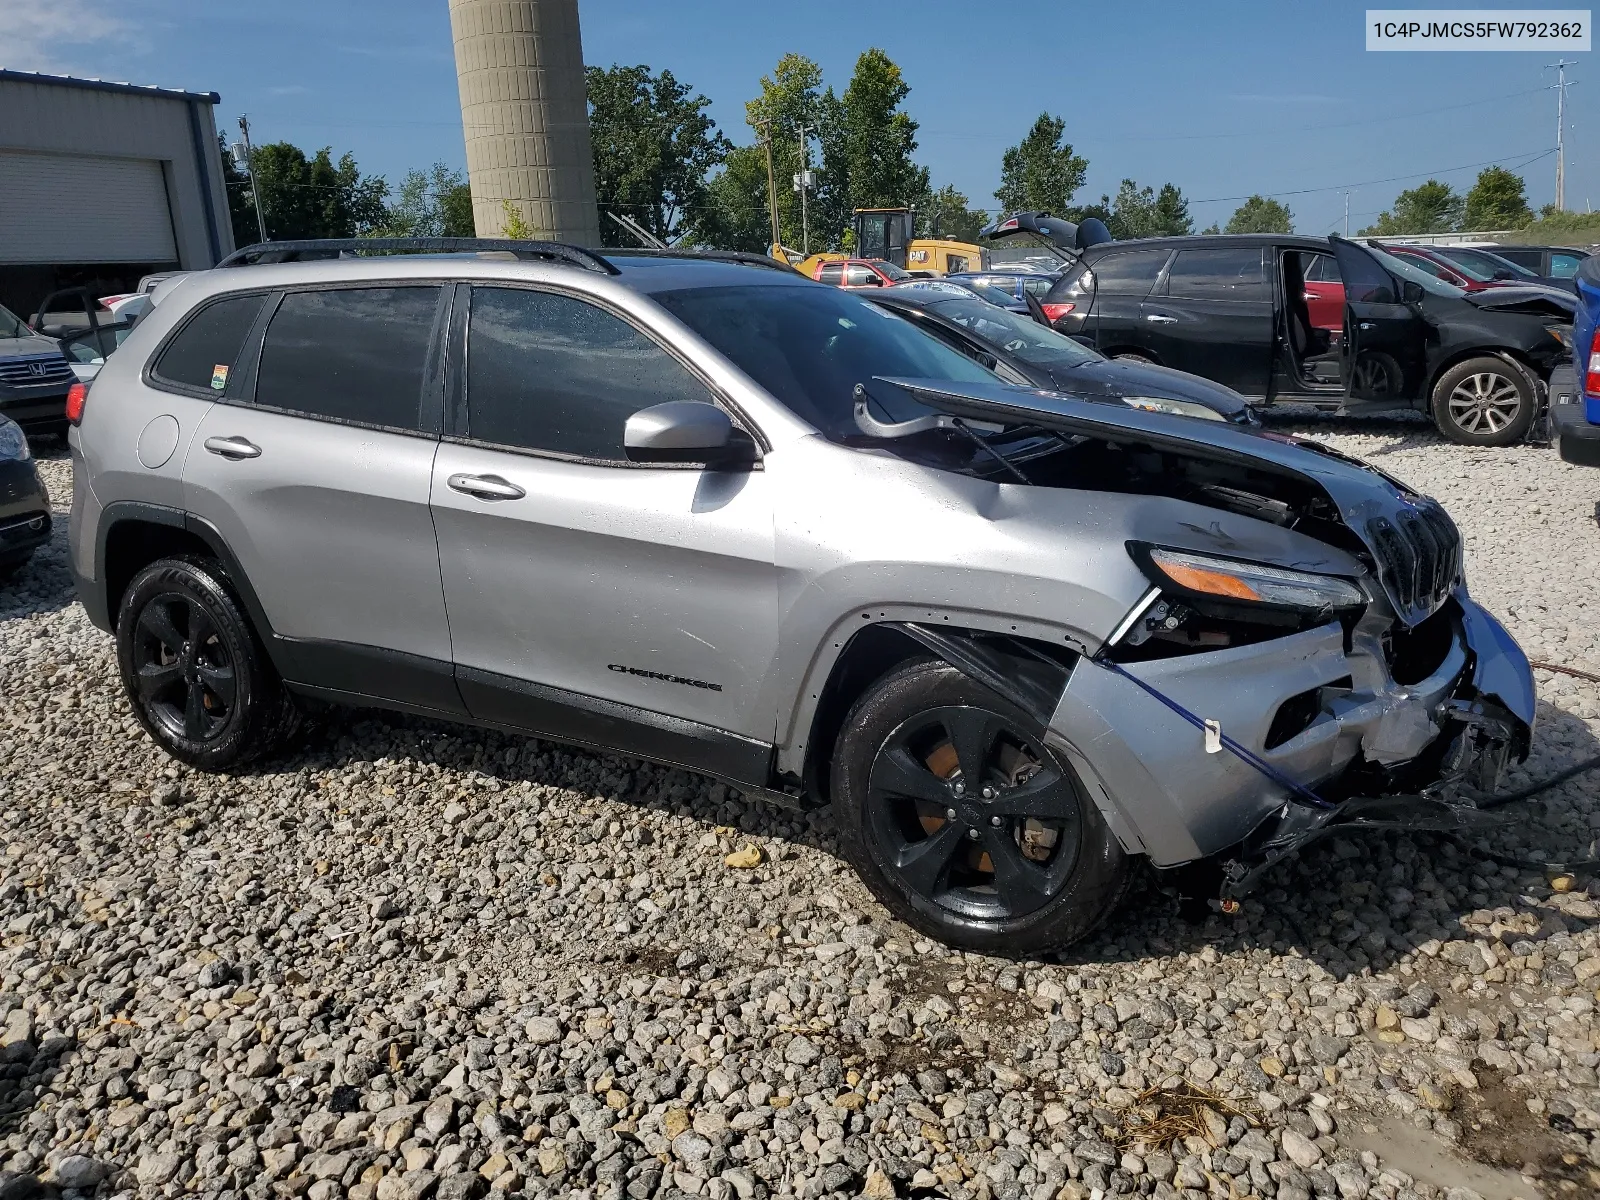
115,556,296,769
130,591,237,743
833,660,1131,954
864,705,1080,921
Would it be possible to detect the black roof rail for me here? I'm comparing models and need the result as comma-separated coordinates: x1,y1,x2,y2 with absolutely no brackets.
216,237,620,275
603,247,797,274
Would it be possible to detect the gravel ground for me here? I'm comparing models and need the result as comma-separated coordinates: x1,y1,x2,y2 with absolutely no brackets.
2,420,1600,1200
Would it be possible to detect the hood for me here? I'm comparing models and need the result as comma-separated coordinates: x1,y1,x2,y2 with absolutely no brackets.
873,376,1461,629
1462,286,1576,319
0,335,66,359
1052,357,1250,419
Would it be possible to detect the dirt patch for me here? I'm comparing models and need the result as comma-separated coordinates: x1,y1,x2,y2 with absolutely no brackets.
1346,1117,1537,1200
1456,1065,1599,1194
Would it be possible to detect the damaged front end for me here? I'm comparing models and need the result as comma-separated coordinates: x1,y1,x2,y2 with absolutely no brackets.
866,378,1538,898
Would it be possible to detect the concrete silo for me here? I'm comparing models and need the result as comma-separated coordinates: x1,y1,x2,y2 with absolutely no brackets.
447,0,600,244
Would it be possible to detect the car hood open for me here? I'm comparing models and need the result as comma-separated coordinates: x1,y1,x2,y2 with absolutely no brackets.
873,376,1463,629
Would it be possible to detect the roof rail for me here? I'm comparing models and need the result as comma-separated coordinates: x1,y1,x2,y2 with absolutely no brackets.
216,237,620,275
604,248,797,273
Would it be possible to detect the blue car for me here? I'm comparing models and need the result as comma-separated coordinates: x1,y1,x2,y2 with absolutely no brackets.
1554,255,1600,466
945,271,1060,306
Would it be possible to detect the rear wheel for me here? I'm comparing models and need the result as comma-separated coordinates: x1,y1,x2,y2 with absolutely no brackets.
832,660,1131,955
115,555,296,770
1430,357,1535,446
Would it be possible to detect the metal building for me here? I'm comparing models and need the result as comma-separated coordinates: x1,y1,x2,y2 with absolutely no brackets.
448,0,601,245
0,70,234,319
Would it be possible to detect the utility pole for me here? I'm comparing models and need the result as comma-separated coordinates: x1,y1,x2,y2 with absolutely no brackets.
1343,192,1350,237
1548,60,1578,211
237,115,268,242
796,124,812,255
755,119,780,253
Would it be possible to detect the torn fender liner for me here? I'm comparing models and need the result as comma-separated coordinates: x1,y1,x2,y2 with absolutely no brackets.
894,623,1076,730
1459,596,1537,738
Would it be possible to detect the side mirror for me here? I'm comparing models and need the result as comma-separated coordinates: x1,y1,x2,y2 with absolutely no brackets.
624,401,754,466
1400,280,1426,304
1492,270,1514,281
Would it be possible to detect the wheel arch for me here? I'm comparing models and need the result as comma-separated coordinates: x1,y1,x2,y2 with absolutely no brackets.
97,503,279,655
793,618,1080,806
1424,346,1544,401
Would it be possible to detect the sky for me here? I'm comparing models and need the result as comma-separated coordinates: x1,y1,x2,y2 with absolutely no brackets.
2,0,1593,235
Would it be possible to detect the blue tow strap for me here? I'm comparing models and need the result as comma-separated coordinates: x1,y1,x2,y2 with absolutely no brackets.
1092,656,1336,811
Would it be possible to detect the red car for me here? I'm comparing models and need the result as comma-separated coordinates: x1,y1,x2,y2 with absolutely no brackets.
1300,252,1345,331
1380,244,1512,292
813,258,911,289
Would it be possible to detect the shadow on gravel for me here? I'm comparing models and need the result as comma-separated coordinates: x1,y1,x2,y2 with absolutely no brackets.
1074,696,1600,978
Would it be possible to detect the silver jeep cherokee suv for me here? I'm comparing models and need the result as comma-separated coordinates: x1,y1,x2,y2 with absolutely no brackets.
68,238,1536,955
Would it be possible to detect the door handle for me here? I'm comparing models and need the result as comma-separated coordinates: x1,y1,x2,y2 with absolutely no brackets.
1358,321,1377,331
447,473,526,501
1144,313,1177,324
203,436,261,460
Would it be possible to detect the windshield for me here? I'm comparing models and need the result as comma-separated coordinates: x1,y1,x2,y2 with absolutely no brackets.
954,281,1023,307
1369,248,1466,297
924,295,1103,368
0,303,29,339
1439,246,1537,279
655,284,999,437
876,262,911,282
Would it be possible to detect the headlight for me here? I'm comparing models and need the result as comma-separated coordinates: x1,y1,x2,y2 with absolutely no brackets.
1121,396,1225,422
1546,324,1573,349
1142,546,1364,611
0,420,29,462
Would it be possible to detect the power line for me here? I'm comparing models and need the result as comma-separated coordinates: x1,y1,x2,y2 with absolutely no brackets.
1186,147,1556,208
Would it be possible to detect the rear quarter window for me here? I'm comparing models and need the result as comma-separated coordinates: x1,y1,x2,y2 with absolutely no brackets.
1085,249,1171,296
150,293,267,394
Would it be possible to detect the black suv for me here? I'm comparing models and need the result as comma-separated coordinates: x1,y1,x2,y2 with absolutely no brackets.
1042,233,1575,446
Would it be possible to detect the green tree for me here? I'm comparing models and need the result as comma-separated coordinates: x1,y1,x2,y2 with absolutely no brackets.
695,144,778,253
920,184,988,243
995,114,1088,215
1462,166,1533,230
370,164,474,238
836,50,928,214
499,199,535,239
245,142,387,240
1103,179,1194,239
742,54,824,251
1225,195,1293,234
1357,179,1462,236
587,64,730,247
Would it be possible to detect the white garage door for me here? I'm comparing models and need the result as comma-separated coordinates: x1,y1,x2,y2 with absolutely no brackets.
0,151,177,265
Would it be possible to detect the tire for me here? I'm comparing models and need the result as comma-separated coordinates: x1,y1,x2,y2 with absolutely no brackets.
115,555,297,770
1111,352,1156,365
1430,356,1535,446
832,659,1132,956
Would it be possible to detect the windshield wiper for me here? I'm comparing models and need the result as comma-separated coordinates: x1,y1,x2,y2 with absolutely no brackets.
851,383,1031,483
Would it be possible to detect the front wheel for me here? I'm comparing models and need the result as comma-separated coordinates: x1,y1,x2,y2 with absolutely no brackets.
115,555,296,770
832,660,1132,956
1430,357,1535,446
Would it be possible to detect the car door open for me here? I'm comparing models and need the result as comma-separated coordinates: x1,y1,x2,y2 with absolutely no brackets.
430,284,780,769
1328,237,1428,405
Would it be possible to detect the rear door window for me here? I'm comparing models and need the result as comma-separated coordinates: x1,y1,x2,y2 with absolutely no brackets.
1550,252,1584,279
1164,248,1266,300
151,293,267,393
464,286,717,461
817,263,844,285
255,286,442,431
1085,249,1169,296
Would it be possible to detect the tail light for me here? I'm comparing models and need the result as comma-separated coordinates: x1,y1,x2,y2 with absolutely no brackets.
1040,302,1075,323
65,382,88,425
1586,326,1600,398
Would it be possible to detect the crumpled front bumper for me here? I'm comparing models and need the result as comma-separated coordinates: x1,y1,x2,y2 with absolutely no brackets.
1044,591,1534,878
